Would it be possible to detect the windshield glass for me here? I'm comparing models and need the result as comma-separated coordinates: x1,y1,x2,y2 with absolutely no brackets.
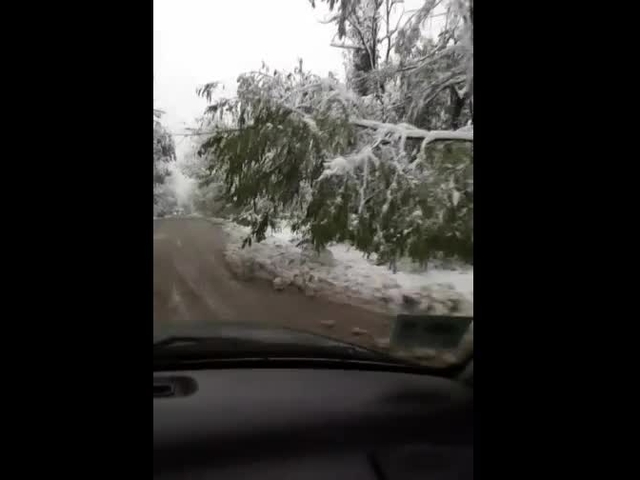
153,0,473,368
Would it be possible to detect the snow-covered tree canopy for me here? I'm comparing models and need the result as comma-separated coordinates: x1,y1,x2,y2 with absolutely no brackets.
154,109,176,185
192,0,473,265
316,0,473,128
153,109,177,210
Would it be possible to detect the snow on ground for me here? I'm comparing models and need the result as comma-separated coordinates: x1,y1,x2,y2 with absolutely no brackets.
218,219,473,317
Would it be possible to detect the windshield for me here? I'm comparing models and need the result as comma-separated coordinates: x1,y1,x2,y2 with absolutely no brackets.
153,0,473,368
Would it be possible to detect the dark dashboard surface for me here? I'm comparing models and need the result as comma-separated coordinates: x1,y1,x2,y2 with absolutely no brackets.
153,367,473,479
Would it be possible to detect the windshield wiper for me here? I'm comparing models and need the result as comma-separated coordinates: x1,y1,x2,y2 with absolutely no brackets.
152,333,474,378
153,334,405,365
154,336,210,349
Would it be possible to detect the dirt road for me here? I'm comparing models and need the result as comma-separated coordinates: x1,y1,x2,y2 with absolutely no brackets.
154,217,393,347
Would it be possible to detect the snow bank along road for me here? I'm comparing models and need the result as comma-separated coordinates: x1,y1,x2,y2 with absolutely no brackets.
153,217,394,348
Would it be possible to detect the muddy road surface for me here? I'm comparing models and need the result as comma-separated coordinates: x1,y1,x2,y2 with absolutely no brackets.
153,217,393,348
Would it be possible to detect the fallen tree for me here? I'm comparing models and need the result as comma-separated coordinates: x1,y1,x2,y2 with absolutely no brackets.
189,0,473,267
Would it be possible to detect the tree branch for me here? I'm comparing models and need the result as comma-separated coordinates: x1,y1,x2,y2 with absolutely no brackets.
384,0,392,64
318,13,340,25
187,118,473,145
348,13,376,70
330,42,361,50
351,118,473,143
418,72,467,108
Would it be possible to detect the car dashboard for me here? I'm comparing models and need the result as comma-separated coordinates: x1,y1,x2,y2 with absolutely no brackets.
153,367,473,479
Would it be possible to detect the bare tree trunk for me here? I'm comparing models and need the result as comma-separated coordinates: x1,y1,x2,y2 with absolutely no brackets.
384,0,392,64
448,86,465,130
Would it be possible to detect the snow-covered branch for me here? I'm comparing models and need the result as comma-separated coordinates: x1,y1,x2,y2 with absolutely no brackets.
330,42,361,49
421,128,473,145
352,118,473,143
